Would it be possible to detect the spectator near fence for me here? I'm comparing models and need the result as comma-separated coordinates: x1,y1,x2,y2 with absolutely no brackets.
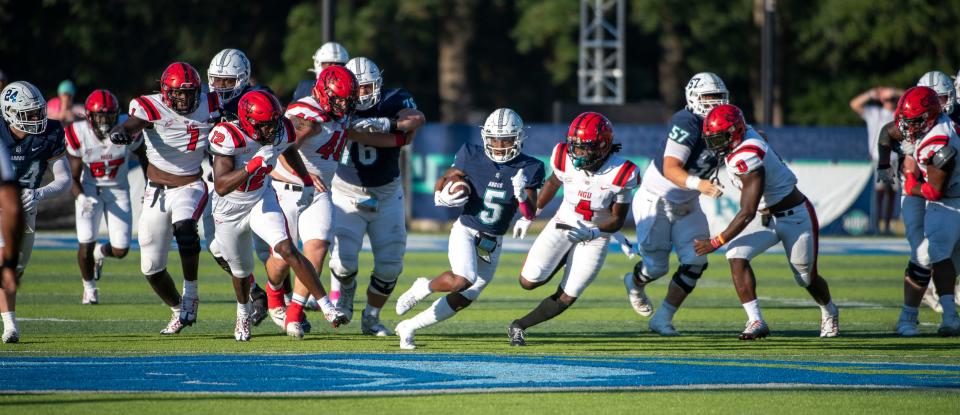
850,86,903,235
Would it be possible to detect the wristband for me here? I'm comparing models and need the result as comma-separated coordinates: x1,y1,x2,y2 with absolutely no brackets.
709,234,725,249
920,182,943,201
685,175,702,190
2,257,17,271
395,132,408,147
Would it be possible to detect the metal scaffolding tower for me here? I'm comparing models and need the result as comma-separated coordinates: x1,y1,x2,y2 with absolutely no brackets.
578,0,625,105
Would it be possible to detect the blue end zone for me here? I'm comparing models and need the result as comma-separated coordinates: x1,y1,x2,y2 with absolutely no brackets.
1,354,957,394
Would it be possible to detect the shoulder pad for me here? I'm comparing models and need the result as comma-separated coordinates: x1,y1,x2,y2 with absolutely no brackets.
131,96,162,121
611,160,638,188
551,143,569,173
932,144,957,170
209,123,246,153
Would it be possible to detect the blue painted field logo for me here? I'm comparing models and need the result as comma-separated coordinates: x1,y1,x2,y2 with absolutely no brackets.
1,354,958,394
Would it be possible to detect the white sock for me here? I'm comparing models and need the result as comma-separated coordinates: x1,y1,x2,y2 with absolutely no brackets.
93,242,106,260
267,280,283,291
940,295,957,316
407,297,457,330
659,301,678,319
82,279,97,290
316,295,335,314
364,304,381,319
291,293,307,305
819,301,838,318
183,280,198,298
742,299,763,322
1,311,16,331
171,305,181,314
237,301,252,318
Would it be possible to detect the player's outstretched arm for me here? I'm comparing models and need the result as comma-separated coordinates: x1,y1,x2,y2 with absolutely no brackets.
536,174,562,210
109,117,150,145
35,157,71,201
695,168,765,256
287,116,323,149
212,155,248,196
67,154,84,197
663,156,722,198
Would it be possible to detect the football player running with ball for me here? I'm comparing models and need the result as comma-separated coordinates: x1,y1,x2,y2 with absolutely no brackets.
208,90,347,341
508,112,638,346
110,62,220,334
394,108,544,349
66,89,147,304
693,104,839,340
329,57,425,336
623,72,727,336
895,86,960,336
1,81,68,343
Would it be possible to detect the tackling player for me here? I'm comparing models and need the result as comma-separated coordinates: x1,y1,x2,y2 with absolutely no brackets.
693,104,839,340
508,112,638,346
895,86,960,336
110,62,220,334
291,42,349,103
208,90,346,341
267,65,414,337
1,81,70,343
623,72,726,336
329,57,425,336
66,89,146,304
393,108,545,349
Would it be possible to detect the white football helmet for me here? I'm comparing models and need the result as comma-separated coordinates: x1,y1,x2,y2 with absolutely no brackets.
346,57,383,111
2,81,47,134
918,70,955,114
311,42,349,74
685,72,729,117
481,108,526,163
208,48,251,102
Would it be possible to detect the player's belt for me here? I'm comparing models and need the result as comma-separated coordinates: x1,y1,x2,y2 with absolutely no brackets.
147,181,188,190
281,183,303,192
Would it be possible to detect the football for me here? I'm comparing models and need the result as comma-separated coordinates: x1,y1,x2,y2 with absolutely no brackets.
445,175,471,195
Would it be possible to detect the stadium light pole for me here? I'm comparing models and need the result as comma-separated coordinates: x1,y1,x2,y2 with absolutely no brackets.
322,0,334,42
578,0,625,105
761,0,775,126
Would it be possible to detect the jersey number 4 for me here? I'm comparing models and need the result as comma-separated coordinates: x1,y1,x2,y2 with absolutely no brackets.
575,199,594,221
316,131,348,160
90,159,124,179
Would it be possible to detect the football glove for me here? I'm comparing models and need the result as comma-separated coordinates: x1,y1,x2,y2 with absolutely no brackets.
77,193,97,218
513,217,532,239
297,184,315,209
351,117,392,133
434,181,469,207
876,166,896,186
511,169,527,201
564,221,601,243
20,189,36,213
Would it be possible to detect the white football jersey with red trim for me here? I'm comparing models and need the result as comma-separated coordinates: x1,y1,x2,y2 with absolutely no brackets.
723,128,796,210
914,113,960,196
276,96,349,186
64,120,142,188
208,119,296,205
128,93,219,175
549,143,639,228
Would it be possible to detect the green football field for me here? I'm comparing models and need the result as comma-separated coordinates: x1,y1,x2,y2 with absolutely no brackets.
2,246,958,414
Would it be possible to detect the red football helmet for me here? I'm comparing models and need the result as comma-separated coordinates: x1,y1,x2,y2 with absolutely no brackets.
566,112,614,170
238,90,283,144
84,89,120,139
702,104,746,155
312,65,358,119
896,86,941,143
160,62,202,115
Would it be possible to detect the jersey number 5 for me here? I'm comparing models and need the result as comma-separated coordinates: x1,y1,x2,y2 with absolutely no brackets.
575,199,594,221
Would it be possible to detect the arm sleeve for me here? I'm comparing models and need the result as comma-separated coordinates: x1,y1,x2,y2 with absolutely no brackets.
34,157,70,200
663,139,692,163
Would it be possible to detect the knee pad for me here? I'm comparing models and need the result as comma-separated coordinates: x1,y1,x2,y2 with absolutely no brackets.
791,262,813,288
446,292,473,312
671,263,708,294
172,220,201,256
213,255,232,275
369,274,398,296
905,261,932,287
632,261,666,284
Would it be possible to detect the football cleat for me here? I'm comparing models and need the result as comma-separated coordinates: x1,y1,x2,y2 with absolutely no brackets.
234,316,251,342
395,277,431,316
92,245,105,281
820,313,839,338
922,286,942,313
648,312,681,337
623,273,653,317
160,310,185,335
361,311,394,336
396,320,416,350
304,295,321,312
179,295,199,326
896,315,920,337
323,309,349,328
81,288,99,305
249,285,268,326
336,279,357,324
938,313,960,337
508,321,526,346
2,328,19,344
268,306,286,328
284,320,304,339
301,312,312,334
739,320,770,340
